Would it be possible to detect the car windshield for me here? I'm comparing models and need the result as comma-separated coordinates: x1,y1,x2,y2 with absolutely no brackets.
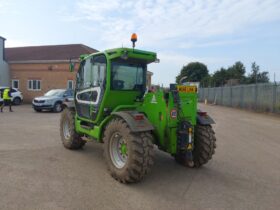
111,62,145,90
44,89,65,97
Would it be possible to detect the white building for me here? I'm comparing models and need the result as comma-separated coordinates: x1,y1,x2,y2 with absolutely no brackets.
0,36,10,86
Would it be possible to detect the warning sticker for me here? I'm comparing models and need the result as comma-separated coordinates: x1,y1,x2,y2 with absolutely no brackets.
170,109,177,119
151,95,157,104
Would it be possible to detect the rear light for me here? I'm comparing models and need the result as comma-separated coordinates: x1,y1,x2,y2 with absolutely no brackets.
134,114,144,121
198,111,207,116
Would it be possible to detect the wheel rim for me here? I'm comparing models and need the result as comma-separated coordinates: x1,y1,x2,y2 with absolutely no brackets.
14,98,20,105
56,104,62,112
63,118,71,140
109,132,128,169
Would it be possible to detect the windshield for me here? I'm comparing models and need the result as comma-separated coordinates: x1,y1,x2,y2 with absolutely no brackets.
44,89,65,97
111,62,145,90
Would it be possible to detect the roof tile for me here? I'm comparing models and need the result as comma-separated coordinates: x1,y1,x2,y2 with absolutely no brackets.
5,44,98,61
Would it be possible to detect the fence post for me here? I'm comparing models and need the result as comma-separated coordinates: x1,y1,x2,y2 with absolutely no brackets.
230,85,233,107
240,85,244,108
221,86,223,105
272,84,277,113
254,84,258,110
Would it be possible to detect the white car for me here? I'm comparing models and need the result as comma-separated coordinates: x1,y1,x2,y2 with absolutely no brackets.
0,87,24,105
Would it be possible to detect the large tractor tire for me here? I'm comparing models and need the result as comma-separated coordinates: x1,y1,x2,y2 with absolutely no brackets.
60,108,86,150
193,125,216,167
103,118,154,183
175,125,216,168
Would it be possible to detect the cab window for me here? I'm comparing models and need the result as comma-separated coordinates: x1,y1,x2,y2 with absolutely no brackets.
76,55,106,89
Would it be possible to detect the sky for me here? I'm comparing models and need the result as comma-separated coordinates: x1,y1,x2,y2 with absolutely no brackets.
1,0,280,85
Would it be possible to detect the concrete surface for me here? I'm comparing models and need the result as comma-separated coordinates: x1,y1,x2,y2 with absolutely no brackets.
0,104,279,210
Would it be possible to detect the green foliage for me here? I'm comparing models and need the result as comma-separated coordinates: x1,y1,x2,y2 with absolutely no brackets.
211,61,246,86
176,62,209,84
246,62,269,84
227,61,246,81
212,67,229,86
175,60,270,87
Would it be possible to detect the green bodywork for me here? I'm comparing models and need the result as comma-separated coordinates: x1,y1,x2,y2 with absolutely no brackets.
74,47,197,155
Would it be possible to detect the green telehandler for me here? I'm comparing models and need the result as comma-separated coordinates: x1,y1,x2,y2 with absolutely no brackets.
60,35,216,183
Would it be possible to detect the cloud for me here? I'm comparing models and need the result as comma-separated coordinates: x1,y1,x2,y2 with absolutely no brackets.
60,0,280,85
148,51,233,85
65,0,280,49
179,39,247,49
0,1,8,13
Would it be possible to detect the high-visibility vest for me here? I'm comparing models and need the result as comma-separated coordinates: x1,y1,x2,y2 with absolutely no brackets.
3,89,11,100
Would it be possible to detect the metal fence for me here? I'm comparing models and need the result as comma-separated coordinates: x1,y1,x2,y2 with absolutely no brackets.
198,83,280,114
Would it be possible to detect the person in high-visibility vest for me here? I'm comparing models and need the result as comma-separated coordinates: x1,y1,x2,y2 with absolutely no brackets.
2,87,13,112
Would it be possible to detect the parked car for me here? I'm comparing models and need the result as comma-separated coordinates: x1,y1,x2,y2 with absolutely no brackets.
0,87,23,105
32,89,74,112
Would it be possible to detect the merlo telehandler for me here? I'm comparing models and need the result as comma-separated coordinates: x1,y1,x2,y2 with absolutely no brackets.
60,34,216,183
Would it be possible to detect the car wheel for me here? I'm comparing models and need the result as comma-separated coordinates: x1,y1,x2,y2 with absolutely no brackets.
53,102,62,113
13,97,22,105
34,108,42,112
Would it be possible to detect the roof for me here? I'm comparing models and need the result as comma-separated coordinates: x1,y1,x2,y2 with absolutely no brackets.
5,44,98,62
0,36,6,41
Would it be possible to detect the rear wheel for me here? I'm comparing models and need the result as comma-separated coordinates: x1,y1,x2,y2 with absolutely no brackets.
193,125,216,167
60,108,86,150
103,118,154,183
175,125,216,168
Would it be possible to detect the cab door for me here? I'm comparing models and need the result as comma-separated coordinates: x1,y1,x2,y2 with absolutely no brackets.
75,54,106,121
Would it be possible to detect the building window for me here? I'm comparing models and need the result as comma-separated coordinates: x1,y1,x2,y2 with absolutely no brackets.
28,80,41,91
67,80,74,89
12,80,19,89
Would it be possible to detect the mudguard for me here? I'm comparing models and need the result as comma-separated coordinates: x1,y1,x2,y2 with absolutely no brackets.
197,112,215,125
112,111,154,132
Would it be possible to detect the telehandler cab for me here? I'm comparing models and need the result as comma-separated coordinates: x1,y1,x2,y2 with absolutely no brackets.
60,34,216,183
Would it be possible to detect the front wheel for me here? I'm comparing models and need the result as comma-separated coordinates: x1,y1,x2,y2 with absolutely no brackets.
103,118,154,183
34,108,42,112
60,108,86,150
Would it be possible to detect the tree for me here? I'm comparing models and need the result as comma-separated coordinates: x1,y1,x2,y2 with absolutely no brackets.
246,62,269,84
227,61,246,81
176,62,209,84
201,75,213,87
212,68,229,87
210,61,246,87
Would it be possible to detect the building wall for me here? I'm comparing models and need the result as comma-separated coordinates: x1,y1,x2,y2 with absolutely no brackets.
10,62,78,103
0,38,10,86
